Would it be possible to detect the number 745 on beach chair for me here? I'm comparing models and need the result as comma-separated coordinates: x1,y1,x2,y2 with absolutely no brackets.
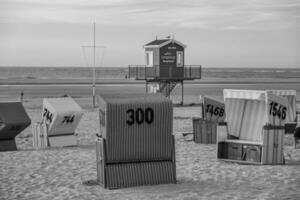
217,89,288,165
32,97,83,149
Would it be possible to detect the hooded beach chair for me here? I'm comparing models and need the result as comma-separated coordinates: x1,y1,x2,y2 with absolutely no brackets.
192,95,225,144
96,93,176,189
0,101,31,151
217,89,288,165
32,97,83,148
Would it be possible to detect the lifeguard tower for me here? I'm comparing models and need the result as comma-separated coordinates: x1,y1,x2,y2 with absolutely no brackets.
128,37,201,104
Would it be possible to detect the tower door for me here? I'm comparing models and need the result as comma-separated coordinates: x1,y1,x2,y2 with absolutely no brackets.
177,51,183,67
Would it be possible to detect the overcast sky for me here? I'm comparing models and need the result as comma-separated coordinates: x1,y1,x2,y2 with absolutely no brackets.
0,0,299,68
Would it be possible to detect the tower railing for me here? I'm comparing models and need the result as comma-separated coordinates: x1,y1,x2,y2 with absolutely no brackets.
128,65,201,80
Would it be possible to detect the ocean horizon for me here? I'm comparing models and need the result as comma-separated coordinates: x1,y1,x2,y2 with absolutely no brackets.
1,66,300,81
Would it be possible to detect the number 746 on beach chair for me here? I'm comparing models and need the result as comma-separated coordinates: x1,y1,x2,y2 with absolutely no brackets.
32,97,83,149
217,89,288,165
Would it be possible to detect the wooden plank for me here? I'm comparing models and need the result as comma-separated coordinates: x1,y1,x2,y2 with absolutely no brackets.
105,160,176,189
267,129,274,164
96,135,176,189
224,139,262,145
196,119,201,143
193,118,199,143
262,126,285,165
48,134,77,147
193,119,218,144
218,158,262,165
262,129,268,164
207,122,212,143
32,123,48,149
216,123,228,143
171,135,177,183
273,129,278,164
192,119,196,142
96,137,102,184
201,120,207,143
277,129,284,164
96,137,107,187
212,122,217,144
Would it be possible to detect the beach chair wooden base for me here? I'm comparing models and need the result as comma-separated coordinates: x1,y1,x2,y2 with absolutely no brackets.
32,122,77,148
0,139,17,151
48,134,77,147
217,124,285,165
96,136,176,189
32,122,48,149
192,118,217,144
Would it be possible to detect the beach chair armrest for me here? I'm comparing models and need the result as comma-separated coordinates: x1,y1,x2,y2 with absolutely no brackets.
217,122,228,142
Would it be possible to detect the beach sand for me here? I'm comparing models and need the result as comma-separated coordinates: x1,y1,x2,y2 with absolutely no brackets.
1,82,300,200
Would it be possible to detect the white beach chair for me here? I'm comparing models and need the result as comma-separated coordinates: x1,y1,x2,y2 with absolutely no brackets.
32,97,83,149
192,95,225,144
217,89,288,165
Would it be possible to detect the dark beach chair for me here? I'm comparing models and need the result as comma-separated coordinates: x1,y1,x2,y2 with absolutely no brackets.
0,102,31,151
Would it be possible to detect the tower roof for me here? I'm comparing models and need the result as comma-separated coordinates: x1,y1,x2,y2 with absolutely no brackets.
144,38,187,48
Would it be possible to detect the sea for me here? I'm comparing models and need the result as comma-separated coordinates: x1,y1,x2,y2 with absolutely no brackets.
0,67,300,81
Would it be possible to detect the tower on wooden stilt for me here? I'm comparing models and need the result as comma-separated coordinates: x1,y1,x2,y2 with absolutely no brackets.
128,37,201,105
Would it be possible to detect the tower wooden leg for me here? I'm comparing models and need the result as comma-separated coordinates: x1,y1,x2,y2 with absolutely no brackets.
181,81,184,105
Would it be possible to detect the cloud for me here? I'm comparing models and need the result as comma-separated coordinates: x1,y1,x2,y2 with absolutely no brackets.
0,0,299,30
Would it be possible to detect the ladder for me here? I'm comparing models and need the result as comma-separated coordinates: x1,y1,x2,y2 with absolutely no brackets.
158,82,178,97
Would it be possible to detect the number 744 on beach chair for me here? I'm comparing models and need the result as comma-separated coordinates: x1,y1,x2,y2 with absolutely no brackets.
32,97,83,149
217,89,288,165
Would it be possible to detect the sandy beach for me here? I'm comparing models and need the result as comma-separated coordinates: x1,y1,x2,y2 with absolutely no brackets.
0,79,300,200
2,0,300,197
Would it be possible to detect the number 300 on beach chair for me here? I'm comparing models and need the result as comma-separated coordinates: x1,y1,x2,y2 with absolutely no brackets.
217,89,288,165
96,93,176,189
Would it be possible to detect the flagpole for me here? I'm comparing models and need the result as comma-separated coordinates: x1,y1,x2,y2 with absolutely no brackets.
92,22,96,108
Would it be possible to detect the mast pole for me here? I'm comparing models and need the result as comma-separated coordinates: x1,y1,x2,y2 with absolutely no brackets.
92,22,96,108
